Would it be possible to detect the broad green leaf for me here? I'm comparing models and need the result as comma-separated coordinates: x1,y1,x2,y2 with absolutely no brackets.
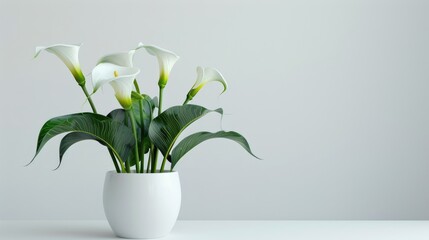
109,95,155,130
170,131,260,169
107,108,138,166
107,109,130,126
109,94,155,141
149,104,223,159
31,113,134,165
58,132,101,169
106,97,154,165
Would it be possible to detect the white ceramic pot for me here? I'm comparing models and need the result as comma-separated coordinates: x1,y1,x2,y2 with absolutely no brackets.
103,171,181,239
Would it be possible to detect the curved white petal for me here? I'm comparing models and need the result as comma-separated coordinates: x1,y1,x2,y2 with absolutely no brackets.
91,63,140,91
91,62,140,109
136,42,145,50
143,45,180,87
35,43,85,84
96,43,147,68
191,66,204,89
186,67,228,102
109,76,136,109
97,50,136,67
200,67,228,94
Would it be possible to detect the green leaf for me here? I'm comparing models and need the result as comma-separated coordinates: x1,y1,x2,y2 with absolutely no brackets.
106,109,136,166
106,96,154,166
152,96,159,108
107,109,129,124
149,104,223,160
58,132,101,169
170,131,260,169
31,113,134,165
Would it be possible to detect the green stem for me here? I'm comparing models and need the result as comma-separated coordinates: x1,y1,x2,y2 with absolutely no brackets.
133,80,145,173
80,84,121,173
125,160,130,173
138,102,145,173
80,85,98,114
123,112,131,173
133,80,141,93
152,87,164,173
139,101,145,173
151,150,158,173
160,154,168,172
183,94,192,105
147,147,152,173
112,151,126,173
108,148,121,173
128,109,140,173
158,87,170,172
158,87,164,114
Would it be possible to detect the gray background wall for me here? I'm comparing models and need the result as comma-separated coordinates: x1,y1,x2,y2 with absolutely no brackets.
1,0,429,220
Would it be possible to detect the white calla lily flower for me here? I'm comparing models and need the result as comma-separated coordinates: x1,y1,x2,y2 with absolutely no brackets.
92,63,140,109
139,43,179,88
35,44,86,85
185,67,228,103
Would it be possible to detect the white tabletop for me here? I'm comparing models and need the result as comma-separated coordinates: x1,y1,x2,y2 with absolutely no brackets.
1,220,429,239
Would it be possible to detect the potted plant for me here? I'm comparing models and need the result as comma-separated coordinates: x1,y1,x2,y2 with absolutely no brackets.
30,43,259,239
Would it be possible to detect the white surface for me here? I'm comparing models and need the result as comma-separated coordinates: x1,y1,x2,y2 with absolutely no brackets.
1,221,429,240
3,0,429,220
103,171,181,238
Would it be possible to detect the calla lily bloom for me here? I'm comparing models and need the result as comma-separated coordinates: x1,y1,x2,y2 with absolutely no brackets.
92,63,140,109
139,43,179,88
35,44,86,86
185,67,228,103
